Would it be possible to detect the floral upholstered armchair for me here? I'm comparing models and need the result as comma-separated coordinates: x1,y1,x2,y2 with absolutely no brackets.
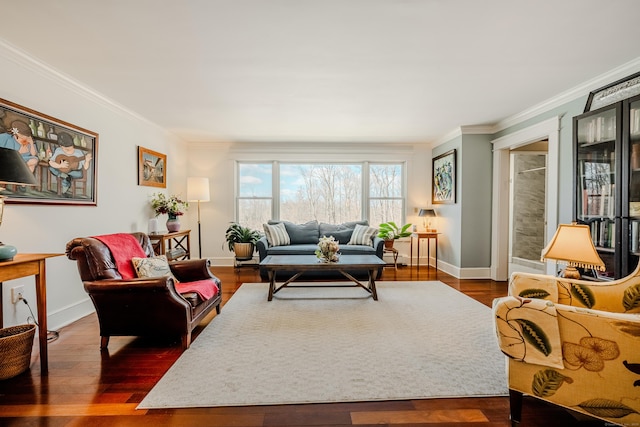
493,267,640,426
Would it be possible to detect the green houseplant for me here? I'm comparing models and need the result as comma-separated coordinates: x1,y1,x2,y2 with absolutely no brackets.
224,222,261,260
378,221,412,249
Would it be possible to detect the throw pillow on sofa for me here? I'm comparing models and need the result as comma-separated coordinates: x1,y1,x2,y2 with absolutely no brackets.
263,222,291,247
319,220,369,244
348,224,378,246
268,220,319,244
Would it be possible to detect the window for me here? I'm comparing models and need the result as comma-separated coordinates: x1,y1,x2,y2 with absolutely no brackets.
237,161,405,231
369,164,404,226
237,163,273,231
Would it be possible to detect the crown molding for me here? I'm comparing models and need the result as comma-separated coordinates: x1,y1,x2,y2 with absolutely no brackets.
494,56,640,132
0,37,172,137
433,56,640,149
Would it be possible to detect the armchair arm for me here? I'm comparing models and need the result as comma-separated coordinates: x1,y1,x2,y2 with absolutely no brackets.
510,270,640,314
83,276,183,297
169,258,215,282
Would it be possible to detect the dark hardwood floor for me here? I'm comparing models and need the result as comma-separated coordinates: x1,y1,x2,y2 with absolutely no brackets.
0,265,610,426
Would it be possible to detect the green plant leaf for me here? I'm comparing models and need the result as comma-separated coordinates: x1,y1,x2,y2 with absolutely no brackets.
577,399,639,418
569,283,595,308
518,289,551,299
531,369,572,397
514,319,552,356
622,284,640,311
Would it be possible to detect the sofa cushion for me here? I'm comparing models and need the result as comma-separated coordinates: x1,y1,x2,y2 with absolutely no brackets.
132,255,176,279
348,224,378,246
263,222,291,247
266,243,320,255
319,220,368,244
269,220,319,244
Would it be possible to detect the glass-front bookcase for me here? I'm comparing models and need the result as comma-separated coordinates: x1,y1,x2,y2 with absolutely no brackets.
626,96,640,275
574,104,620,279
574,94,640,280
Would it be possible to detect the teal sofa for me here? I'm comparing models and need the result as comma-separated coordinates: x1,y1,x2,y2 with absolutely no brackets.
256,220,384,280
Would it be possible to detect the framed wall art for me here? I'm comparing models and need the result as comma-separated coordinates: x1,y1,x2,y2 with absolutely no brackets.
138,146,166,188
0,98,98,205
432,149,456,204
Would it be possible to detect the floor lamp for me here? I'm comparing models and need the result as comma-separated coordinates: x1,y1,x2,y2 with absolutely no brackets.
187,177,210,259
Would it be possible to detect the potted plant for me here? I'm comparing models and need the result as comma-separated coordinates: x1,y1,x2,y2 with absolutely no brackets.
224,222,261,260
378,221,412,249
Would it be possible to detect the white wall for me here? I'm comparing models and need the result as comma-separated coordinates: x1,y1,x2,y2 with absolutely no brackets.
0,41,189,330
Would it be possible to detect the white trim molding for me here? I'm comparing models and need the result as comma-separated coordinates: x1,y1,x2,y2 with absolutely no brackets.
491,116,560,281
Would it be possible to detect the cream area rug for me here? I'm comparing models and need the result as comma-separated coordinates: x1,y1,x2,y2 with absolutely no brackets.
138,281,508,409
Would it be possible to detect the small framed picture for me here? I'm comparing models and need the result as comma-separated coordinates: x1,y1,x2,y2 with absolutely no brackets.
432,149,456,204
138,146,166,188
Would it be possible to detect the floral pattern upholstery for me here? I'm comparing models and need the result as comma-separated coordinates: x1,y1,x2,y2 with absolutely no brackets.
493,266,640,426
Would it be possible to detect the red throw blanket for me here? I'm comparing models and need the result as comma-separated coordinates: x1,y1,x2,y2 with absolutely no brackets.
175,279,219,301
93,233,146,280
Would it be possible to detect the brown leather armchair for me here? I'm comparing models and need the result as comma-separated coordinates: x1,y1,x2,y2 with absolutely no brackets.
66,232,222,350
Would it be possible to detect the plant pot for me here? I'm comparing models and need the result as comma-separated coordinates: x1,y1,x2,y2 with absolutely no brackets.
384,239,395,250
233,242,255,260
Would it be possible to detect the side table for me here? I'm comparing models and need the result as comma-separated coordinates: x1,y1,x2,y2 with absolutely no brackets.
383,247,399,269
0,253,63,375
149,230,191,261
410,232,440,272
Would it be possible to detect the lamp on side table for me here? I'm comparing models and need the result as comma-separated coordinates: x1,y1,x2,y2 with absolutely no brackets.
0,147,37,261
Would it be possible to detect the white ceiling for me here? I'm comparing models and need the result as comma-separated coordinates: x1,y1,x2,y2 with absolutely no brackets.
1,0,640,144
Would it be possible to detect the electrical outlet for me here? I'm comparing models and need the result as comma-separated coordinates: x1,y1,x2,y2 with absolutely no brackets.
11,286,24,304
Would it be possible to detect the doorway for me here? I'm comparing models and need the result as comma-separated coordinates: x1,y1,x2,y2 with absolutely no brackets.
508,145,548,276
491,116,560,281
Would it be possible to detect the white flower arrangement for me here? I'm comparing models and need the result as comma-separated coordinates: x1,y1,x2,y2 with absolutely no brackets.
150,192,189,217
315,235,340,263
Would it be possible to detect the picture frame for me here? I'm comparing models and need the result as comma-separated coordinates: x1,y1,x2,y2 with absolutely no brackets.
432,149,456,204
138,146,166,188
584,71,640,112
0,98,98,205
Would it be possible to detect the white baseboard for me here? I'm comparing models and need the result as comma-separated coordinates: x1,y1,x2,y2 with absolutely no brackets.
47,298,95,331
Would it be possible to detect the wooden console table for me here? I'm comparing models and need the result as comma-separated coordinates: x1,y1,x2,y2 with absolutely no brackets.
0,253,62,375
149,230,191,261
410,232,440,272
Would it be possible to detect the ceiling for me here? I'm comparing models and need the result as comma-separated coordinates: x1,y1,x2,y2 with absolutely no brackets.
1,0,640,144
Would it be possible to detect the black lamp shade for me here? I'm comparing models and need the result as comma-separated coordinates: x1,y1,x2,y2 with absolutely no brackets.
418,209,436,217
0,147,37,185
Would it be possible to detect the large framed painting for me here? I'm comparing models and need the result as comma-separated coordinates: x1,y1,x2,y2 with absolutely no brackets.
432,149,456,204
138,146,166,188
0,98,98,205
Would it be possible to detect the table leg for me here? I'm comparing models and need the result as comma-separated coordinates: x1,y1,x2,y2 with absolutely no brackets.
368,269,378,301
410,236,413,268
35,260,48,374
434,236,438,275
417,237,421,271
267,270,275,301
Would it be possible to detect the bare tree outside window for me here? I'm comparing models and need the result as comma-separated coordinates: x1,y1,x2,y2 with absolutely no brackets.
281,164,362,223
237,162,405,230
370,164,404,227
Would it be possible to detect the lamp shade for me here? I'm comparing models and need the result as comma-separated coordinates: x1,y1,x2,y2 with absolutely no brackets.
0,147,37,185
541,223,605,271
187,177,210,202
418,209,436,217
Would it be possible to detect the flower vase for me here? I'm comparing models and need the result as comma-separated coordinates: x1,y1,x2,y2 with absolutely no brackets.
166,214,181,232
